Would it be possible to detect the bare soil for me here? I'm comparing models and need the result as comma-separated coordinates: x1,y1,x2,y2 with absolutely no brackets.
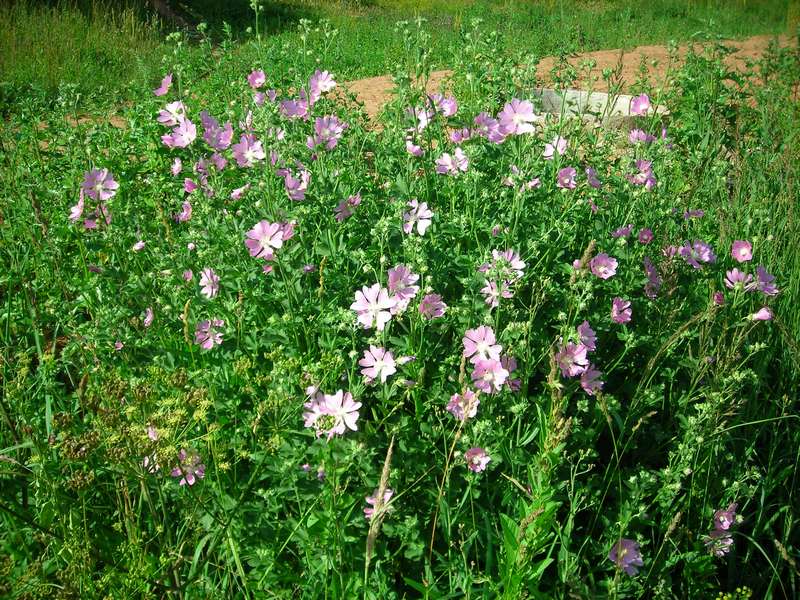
343,34,793,120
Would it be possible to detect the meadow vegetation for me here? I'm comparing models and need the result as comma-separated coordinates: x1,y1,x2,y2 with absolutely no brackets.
1,2,799,599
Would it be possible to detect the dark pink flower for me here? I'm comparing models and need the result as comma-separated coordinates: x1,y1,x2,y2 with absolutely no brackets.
638,228,654,244
248,69,266,89
556,167,577,189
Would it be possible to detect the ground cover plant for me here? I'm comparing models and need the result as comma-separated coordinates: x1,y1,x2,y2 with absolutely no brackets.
1,14,800,600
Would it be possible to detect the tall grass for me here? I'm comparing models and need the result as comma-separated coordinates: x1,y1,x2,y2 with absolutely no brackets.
0,0,163,106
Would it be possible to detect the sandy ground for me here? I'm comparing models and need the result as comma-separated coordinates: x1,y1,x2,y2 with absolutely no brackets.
343,34,793,120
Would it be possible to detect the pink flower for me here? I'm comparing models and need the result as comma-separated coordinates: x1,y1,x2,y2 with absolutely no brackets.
283,168,311,201
556,167,577,189
184,178,198,194
69,190,85,223
629,128,656,144
308,115,348,150
755,265,779,296
580,365,604,395
143,307,154,328
153,73,172,97
309,69,336,103
473,112,506,144
751,306,773,321
463,325,502,363
230,184,250,200
147,425,159,441
608,538,644,576
498,99,536,135
114,340,124,351
501,355,521,391
161,119,197,149
679,240,716,269
590,253,618,279
248,69,266,89
586,167,602,189
334,192,361,222
232,134,266,167
577,320,597,351
280,97,309,119
638,228,654,244
132,240,145,252
713,291,725,305
612,224,634,238
556,343,589,377
464,447,491,472
630,93,651,116
611,297,632,324
543,136,568,160
446,390,480,421
435,147,469,175
245,220,284,259
488,249,526,280
158,101,186,127
183,270,193,281
419,294,447,319
471,358,509,393
82,169,119,201
171,158,183,176
174,201,192,223
405,139,424,157
724,268,754,290
364,488,394,519
481,280,513,309
350,284,396,331
199,268,220,299
171,449,205,486
303,390,361,440
200,111,233,151
429,93,458,117
359,345,397,384
194,319,224,350
403,199,433,236
731,240,752,263
387,264,419,313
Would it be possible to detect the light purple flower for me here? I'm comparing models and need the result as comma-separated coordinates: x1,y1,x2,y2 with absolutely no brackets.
359,345,397,384
283,168,311,201
489,249,526,281
248,69,266,89
612,224,634,238
280,94,309,119
334,192,362,222
580,365,604,395
171,449,205,486
429,93,458,117
161,119,197,149
731,240,752,263
230,184,250,200
153,73,172,97
446,390,480,421
387,264,419,313
714,503,738,531
556,342,589,377
308,115,348,150
350,284,396,331
755,265,779,296
419,294,447,319
556,167,577,189
501,355,520,392
724,268,754,290
629,128,656,144
471,358,509,393
450,127,471,143
585,167,602,189
577,321,596,351
611,297,632,324
171,157,182,176
435,147,469,175
158,101,186,127
643,257,662,298
232,134,266,167
638,228,654,244
751,306,773,321
199,268,219,299
69,190,85,223
174,201,192,223
183,270,193,281
303,390,360,440
498,99,536,135
543,135,568,160
82,169,119,201
143,307,154,328
403,199,433,236
245,220,284,259
481,280,513,309
590,253,618,279
463,325,502,363
309,69,336,103
628,159,657,189
473,112,506,144
679,240,716,269
200,111,233,151
405,139,424,157
364,488,393,519
608,538,644,576
464,447,491,472
132,240,145,252
194,319,224,350
630,93,650,116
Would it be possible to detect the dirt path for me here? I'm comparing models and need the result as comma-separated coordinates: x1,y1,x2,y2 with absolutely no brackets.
344,34,793,120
